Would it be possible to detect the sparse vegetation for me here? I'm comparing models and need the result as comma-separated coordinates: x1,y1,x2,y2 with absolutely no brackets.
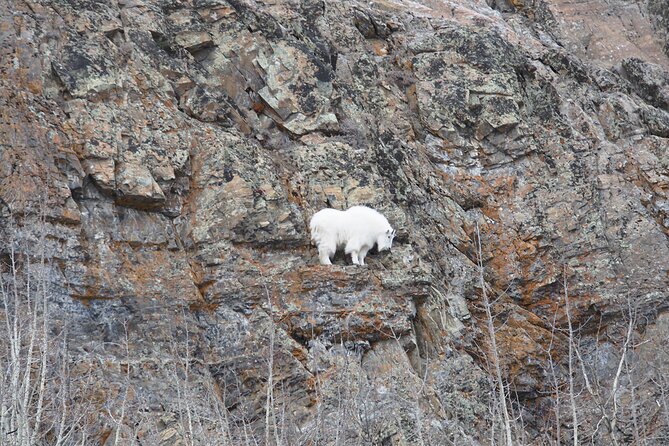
2,208,668,446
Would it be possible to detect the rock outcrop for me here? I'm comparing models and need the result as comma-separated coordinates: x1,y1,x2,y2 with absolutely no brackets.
2,0,669,444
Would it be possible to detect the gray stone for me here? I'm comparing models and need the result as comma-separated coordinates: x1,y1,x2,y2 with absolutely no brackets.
115,162,166,209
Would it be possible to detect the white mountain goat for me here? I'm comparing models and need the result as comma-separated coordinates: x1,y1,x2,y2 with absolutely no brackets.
309,205,396,266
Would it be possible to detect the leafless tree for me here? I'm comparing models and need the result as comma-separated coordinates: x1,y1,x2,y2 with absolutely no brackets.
0,213,96,445
475,223,514,446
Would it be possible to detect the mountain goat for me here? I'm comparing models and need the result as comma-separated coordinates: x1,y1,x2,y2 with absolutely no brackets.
309,205,396,266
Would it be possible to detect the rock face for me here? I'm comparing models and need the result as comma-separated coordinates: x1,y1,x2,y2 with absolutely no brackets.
2,0,669,444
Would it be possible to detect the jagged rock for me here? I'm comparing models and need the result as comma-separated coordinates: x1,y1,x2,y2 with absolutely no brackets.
641,103,669,137
51,36,123,98
175,31,214,54
255,41,338,135
3,0,669,444
622,57,669,110
537,0,669,67
410,27,522,140
115,162,166,209
83,158,116,193
179,86,234,124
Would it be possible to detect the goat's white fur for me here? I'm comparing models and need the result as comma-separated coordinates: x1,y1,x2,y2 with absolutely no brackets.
309,206,395,266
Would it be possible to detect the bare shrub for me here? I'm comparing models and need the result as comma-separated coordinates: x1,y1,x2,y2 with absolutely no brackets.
0,216,96,445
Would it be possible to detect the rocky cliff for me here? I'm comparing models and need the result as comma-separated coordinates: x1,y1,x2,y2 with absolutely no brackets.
2,0,669,444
